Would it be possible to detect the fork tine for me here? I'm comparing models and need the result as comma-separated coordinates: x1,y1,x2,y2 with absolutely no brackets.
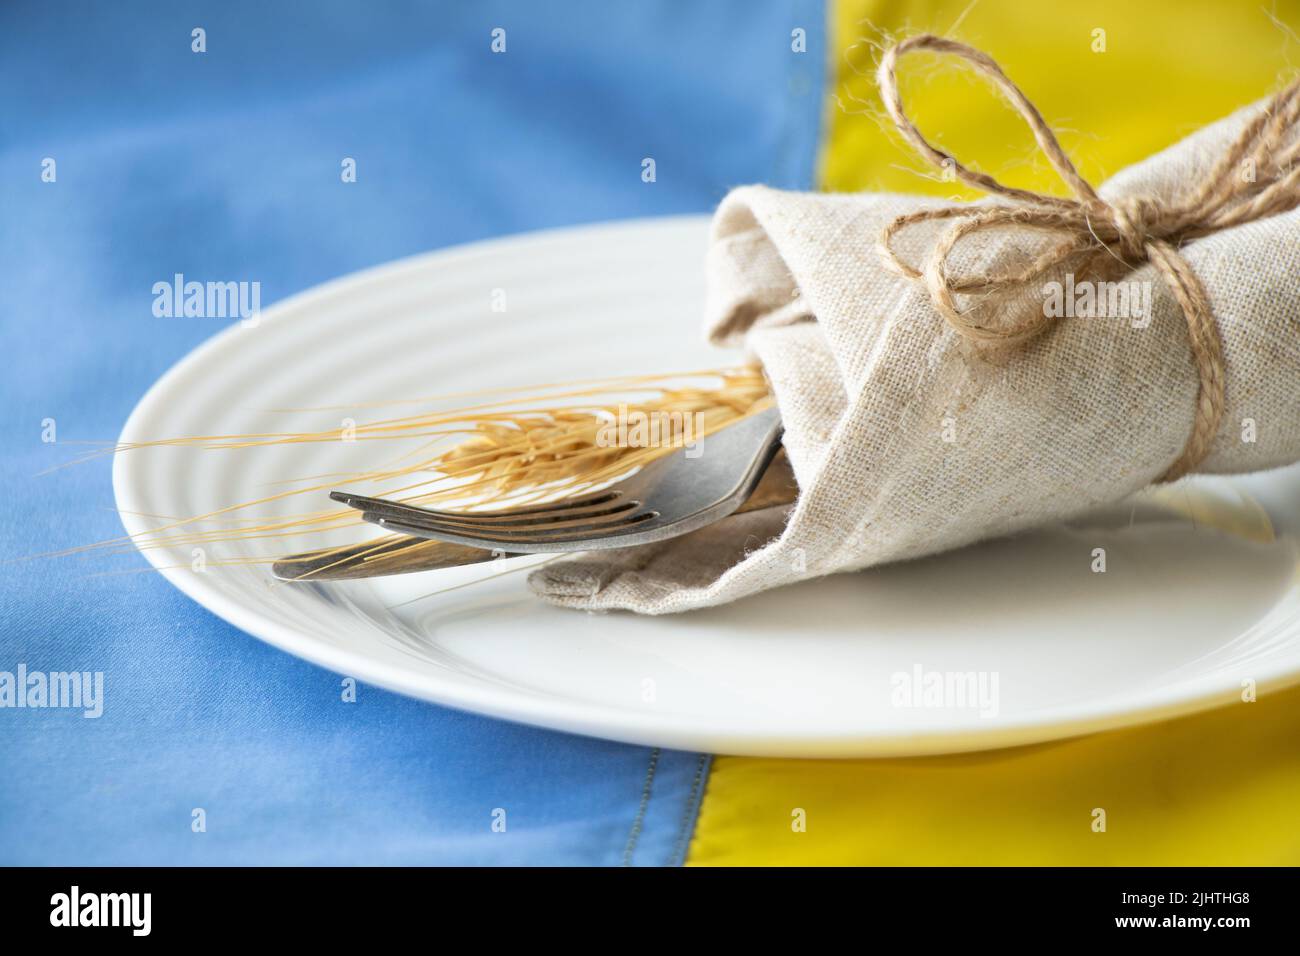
366,509,658,546
333,491,636,527
364,500,647,535
360,500,640,531
329,488,622,522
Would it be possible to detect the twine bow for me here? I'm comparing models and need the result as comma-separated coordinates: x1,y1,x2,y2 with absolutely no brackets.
874,34,1300,481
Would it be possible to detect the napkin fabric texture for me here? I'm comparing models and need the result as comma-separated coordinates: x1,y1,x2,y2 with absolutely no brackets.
531,101,1300,614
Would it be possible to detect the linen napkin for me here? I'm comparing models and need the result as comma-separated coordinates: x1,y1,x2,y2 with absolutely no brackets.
530,100,1300,614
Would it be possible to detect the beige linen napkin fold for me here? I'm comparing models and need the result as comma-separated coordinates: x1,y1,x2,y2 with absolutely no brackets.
530,101,1300,614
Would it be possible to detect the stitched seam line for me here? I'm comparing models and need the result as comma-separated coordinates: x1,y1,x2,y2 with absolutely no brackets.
621,747,660,866
669,753,712,866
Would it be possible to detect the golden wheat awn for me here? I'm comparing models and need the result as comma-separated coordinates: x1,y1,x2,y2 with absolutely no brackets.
85,366,772,571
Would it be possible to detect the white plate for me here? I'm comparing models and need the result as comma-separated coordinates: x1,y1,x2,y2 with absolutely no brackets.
115,217,1300,757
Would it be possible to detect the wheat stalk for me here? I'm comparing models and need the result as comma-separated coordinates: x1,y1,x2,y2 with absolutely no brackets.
72,366,772,568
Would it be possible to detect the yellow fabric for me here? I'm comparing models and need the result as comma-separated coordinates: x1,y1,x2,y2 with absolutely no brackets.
687,0,1300,867
690,684,1300,865
820,0,1300,198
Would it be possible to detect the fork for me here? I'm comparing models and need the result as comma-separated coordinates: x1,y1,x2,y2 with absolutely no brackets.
330,405,784,553
271,445,797,581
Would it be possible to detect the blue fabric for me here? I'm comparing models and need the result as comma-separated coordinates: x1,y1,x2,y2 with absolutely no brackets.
0,1,822,864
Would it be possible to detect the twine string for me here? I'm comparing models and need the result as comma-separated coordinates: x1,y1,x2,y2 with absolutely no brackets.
874,34,1300,481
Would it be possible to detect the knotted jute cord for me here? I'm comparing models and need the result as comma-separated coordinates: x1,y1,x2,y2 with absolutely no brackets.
874,34,1300,481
